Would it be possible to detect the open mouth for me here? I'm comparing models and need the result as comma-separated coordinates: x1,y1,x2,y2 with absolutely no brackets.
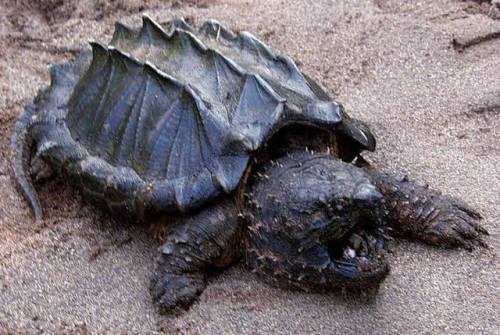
324,212,389,284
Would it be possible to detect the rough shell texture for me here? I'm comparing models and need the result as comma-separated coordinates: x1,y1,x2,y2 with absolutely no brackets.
14,16,375,220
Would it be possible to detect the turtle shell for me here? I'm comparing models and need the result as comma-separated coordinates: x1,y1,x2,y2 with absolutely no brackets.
13,16,375,220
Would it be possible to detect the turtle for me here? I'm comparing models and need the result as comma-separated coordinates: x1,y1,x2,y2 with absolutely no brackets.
12,15,488,313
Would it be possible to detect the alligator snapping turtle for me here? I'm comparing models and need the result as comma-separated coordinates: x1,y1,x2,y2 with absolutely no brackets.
12,16,488,312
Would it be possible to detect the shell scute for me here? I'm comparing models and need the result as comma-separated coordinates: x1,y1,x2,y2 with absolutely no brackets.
16,16,375,217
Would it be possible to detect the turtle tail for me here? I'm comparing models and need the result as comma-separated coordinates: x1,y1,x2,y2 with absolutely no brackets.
11,101,43,222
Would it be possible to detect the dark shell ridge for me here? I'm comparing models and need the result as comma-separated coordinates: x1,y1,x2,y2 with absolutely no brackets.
16,15,375,217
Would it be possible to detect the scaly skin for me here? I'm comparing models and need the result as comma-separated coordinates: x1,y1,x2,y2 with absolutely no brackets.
11,101,44,221
149,199,241,312
244,151,389,291
368,173,488,250
148,152,487,312
10,16,489,314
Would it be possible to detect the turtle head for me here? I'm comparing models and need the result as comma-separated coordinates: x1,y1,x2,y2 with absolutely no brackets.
244,152,389,291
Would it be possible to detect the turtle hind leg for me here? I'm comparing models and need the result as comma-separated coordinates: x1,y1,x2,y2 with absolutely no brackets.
150,199,241,313
368,171,488,250
11,101,43,222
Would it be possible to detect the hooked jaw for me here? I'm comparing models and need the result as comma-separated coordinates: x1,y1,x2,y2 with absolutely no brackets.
245,184,389,291
245,153,390,292
321,183,388,288
353,183,382,207
323,229,388,288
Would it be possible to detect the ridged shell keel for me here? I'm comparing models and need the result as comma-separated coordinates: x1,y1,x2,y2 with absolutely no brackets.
13,15,375,219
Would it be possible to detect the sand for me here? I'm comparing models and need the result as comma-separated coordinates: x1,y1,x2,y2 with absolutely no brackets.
0,0,498,334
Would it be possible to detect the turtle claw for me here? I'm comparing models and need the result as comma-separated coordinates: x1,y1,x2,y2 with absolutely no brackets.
421,202,488,250
369,172,489,250
149,202,238,313
150,271,205,313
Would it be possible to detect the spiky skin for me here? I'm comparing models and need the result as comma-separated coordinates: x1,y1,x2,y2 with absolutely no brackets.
244,152,389,291
368,172,487,251
12,16,487,313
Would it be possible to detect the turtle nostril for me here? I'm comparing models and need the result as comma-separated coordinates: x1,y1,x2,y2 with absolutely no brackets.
353,183,382,206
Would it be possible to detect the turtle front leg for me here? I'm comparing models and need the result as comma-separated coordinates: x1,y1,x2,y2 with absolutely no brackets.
367,171,488,250
150,200,241,313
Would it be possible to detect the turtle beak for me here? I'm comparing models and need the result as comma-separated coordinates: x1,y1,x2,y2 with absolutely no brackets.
353,183,382,208
321,183,388,288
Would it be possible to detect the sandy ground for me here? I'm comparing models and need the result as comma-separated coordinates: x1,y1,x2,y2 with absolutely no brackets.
0,0,499,334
